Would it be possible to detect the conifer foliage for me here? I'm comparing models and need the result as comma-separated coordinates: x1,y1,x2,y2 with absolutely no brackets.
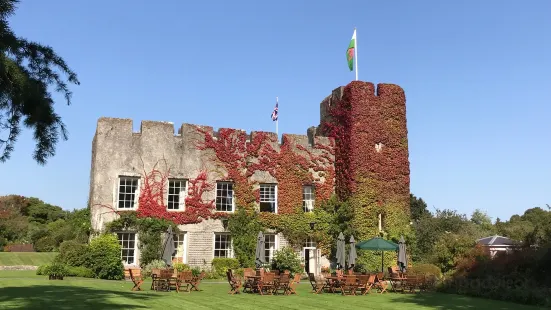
0,0,79,164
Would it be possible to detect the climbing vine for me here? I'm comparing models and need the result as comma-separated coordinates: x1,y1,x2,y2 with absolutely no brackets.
195,128,335,214
105,211,178,267
320,81,412,270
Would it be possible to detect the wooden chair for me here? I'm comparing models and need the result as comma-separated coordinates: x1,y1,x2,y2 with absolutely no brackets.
150,268,161,290
375,272,388,294
129,268,144,291
190,271,206,291
341,276,358,296
242,268,256,293
288,273,301,295
273,273,290,295
226,269,242,294
258,272,275,295
176,270,193,293
308,273,327,294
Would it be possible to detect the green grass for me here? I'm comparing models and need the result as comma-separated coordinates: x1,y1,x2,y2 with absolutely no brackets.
0,252,57,266
0,272,547,310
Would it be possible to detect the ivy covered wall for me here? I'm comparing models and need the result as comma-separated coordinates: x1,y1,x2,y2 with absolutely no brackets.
319,81,412,244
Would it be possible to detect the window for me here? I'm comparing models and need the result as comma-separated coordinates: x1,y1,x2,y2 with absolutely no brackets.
259,183,277,213
117,232,136,264
264,234,277,263
117,177,139,209
303,185,315,212
214,234,232,258
168,179,187,211
172,233,187,264
216,182,234,212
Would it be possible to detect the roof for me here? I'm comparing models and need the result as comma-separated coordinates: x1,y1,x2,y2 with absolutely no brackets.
476,235,519,246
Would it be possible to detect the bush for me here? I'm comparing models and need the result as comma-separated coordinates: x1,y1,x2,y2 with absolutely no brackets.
42,262,69,277
55,240,89,267
66,266,95,278
409,263,442,278
438,245,551,307
270,247,303,276
173,263,191,272
34,235,56,252
87,233,124,280
36,264,49,275
142,259,167,279
211,258,240,278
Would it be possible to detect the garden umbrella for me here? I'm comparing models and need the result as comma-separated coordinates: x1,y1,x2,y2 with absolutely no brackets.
397,235,408,272
355,236,398,272
161,225,175,267
255,231,265,268
348,235,357,268
336,232,346,269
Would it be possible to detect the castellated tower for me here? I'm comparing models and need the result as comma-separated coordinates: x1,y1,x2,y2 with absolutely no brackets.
88,80,410,272
317,81,411,243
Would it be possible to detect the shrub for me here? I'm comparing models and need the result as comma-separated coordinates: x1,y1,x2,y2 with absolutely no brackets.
271,247,303,276
409,263,442,278
66,266,95,278
34,235,56,252
55,240,89,267
439,245,551,307
211,258,240,278
87,233,124,280
36,264,49,275
44,262,69,277
142,259,167,279
173,263,191,272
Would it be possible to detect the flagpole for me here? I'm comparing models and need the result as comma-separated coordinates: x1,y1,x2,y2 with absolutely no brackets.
354,27,358,81
275,96,279,138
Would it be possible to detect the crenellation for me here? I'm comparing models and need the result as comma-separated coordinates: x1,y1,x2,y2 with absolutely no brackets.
89,80,409,274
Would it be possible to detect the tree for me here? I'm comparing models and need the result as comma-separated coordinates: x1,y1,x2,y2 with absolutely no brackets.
470,209,495,235
0,0,79,164
410,193,431,222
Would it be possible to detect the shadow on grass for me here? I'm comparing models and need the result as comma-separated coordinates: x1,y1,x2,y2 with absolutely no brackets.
0,284,157,309
389,291,546,310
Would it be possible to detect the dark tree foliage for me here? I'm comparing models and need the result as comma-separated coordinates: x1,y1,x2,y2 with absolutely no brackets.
0,0,79,164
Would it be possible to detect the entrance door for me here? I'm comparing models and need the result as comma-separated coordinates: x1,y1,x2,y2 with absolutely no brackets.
303,247,317,275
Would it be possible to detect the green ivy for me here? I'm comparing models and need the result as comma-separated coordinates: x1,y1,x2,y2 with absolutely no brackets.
226,208,264,267
105,211,179,267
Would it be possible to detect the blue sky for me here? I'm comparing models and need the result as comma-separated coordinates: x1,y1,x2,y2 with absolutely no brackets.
0,0,549,221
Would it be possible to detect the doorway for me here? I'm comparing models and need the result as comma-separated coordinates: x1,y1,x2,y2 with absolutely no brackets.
303,247,318,275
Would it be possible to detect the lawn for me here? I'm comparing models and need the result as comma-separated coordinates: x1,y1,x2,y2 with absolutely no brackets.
0,252,57,266
0,272,547,310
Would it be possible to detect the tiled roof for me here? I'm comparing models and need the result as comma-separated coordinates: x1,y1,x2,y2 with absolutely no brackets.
476,235,518,246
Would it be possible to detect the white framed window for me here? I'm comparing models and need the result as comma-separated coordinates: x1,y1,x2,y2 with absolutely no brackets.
216,181,234,212
213,233,233,258
172,233,187,264
167,179,187,211
117,176,140,210
303,185,315,212
264,234,278,263
117,232,137,265
259,183,277,213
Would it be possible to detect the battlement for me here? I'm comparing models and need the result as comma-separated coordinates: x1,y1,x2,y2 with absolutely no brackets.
95,117,333,150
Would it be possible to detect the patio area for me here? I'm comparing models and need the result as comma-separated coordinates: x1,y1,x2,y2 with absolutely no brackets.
0,271,547,310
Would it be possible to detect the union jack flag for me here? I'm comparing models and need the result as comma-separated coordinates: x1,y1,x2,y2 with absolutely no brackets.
271,98,278,121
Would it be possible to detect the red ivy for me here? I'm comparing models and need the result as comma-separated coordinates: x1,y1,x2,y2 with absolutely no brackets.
320,81,410,208
195,128,335,215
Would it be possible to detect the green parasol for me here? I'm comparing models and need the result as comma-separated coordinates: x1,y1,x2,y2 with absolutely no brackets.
355,237,399,272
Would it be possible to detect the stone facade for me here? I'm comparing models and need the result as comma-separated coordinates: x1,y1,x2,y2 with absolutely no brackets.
88,81,410,274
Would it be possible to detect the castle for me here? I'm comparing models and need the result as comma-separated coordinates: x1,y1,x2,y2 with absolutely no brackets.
88,81,411,274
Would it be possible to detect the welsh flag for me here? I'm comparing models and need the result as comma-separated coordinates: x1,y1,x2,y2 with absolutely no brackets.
347,29,356,71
